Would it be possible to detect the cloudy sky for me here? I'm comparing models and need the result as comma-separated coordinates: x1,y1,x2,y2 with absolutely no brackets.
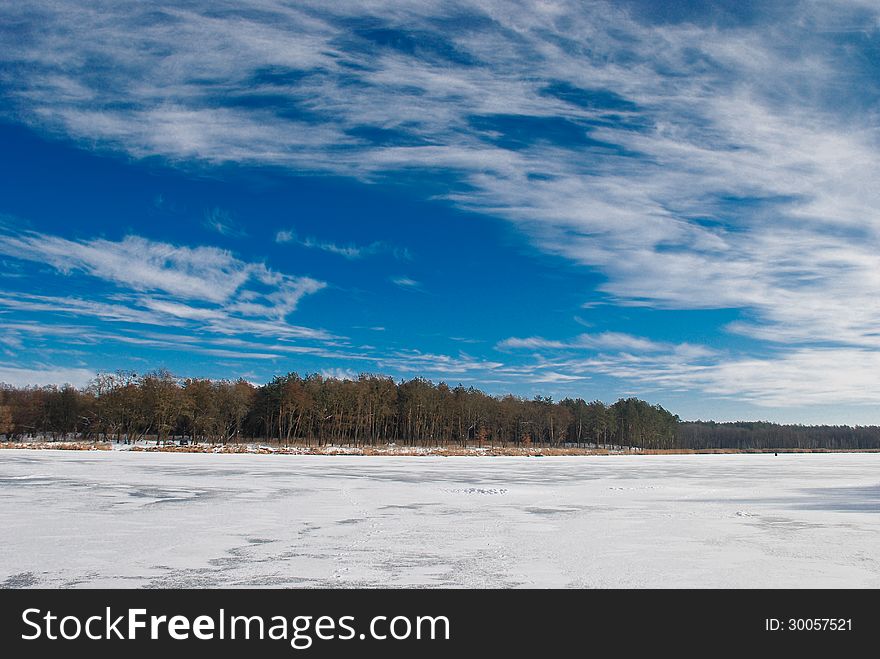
1,1,879,423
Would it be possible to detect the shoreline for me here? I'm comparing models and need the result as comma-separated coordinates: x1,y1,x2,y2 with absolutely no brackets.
3,441,879,456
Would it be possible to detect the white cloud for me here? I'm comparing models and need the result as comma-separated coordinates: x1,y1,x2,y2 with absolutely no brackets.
497,337,568,350
0,228,324,314
0,227,330,349
379,349,503,376
531,371,589,384
320,368,358,381
275,228,409,260
0,365,95,388
275,230,295,244
0,231,252,303
576,348,880,408
498,332,670,353
494,333,880,408
390,276,421,289
203,207,246,237
0,292,186,327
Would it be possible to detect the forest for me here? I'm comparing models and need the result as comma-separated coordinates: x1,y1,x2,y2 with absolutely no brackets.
1,369,879,450
676,420,880,451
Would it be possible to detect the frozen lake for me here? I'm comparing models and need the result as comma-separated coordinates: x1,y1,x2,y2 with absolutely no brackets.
1,449,878,588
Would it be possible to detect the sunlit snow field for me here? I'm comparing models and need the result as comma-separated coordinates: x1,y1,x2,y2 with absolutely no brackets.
1,450,878,588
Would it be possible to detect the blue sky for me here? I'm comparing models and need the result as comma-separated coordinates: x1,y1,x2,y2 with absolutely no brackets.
1,1,880,423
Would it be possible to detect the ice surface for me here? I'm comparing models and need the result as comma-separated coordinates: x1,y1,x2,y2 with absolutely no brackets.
1,450,878,588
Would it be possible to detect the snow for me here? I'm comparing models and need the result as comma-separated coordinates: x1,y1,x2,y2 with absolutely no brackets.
1,449,878,588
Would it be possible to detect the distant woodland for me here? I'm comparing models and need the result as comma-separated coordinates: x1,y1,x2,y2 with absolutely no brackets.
2,370,879,450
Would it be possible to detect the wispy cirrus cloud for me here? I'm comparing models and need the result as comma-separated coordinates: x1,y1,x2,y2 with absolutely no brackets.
498,332,672,353
275,228,409,260
377,349,503,376
0,230,255,303
390,276,421,290
494,330,880,408
562,347,880,409
0,226,330,344
203,207,247,238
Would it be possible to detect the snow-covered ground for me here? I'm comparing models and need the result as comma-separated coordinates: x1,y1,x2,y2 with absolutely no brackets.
1,449,878,588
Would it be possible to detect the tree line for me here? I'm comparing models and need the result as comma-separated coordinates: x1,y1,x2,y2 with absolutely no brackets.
2,370,879,450
677,421,880,451
0,369,678,448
